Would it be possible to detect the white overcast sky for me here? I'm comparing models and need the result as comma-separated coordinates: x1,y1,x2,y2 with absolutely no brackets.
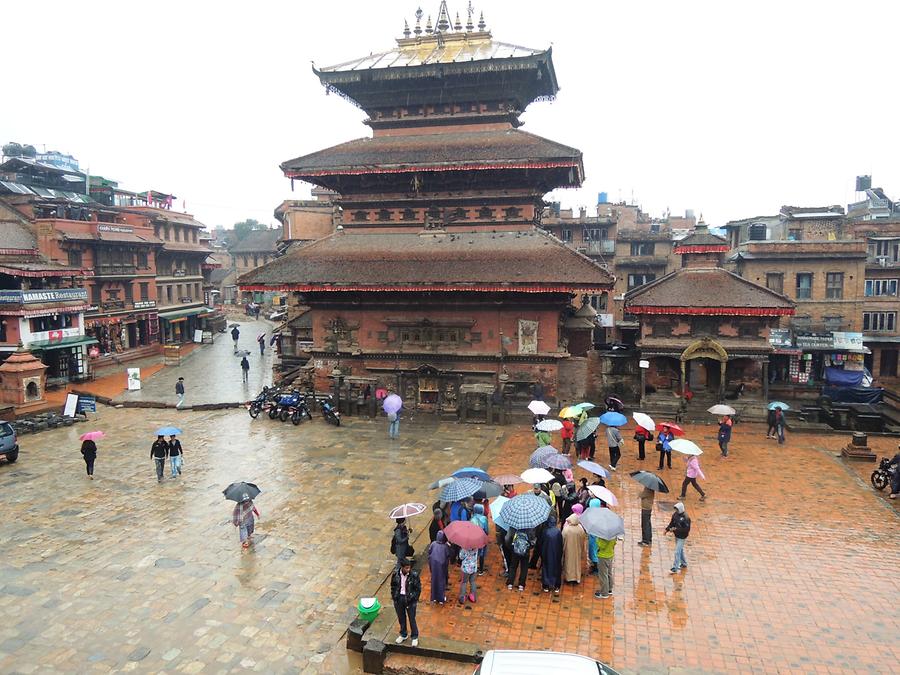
4,0,898,229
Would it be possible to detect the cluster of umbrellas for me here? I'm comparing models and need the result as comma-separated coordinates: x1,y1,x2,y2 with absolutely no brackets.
79,426,184,443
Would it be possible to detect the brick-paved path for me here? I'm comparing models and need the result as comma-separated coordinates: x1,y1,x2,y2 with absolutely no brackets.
0,407,502,673
402,422,900,674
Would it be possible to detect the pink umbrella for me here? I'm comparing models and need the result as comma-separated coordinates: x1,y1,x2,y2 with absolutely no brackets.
443,520,489,549
79,431,105,441
587,484,618,506
388,503,427,519
492,474,524,486
383,394,402,414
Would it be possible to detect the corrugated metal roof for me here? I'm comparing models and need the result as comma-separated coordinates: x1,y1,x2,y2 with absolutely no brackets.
0,181,35,195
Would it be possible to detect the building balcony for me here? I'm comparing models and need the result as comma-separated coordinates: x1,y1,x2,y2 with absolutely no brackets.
577,240,615,255
86,299,157,315
866,256,900,268
614,256,669,267
94,264,137,277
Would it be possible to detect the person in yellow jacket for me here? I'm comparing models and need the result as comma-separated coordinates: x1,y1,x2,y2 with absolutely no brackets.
593,535,616,599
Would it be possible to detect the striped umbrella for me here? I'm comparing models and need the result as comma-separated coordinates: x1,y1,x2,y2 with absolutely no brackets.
498,493,551,530
541,453,572,470
529,445,558,468
439,477,482,503
575,417,601,442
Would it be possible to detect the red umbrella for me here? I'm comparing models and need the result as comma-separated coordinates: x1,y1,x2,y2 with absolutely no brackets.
442,520,489,549
658,422,685,436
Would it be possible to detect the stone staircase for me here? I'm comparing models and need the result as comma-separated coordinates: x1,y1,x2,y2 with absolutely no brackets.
639,391,769,424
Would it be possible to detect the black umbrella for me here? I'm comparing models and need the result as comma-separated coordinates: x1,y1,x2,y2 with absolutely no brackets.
473,480,503,500
629,470,669,493
223,481,261,502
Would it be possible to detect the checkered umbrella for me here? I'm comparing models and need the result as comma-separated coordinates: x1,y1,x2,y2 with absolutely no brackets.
529,445,558,468
579,506,625,540
498,493,552,530
439,477,482,503
541,453,572,470
575,417,601,442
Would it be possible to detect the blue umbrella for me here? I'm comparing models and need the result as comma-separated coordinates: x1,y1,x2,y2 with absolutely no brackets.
156,426,182,436
767,401,790,411
598,411,627,427
498,493,552,530
529,445,558,468
439,477,482,503
452,467,491,481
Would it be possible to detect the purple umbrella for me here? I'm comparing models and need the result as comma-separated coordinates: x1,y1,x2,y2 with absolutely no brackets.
383,394,402,414
542,453,572,470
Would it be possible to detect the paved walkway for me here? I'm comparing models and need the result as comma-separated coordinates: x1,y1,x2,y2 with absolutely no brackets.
0,407,503,673
393,423,900,674
114,319,276,406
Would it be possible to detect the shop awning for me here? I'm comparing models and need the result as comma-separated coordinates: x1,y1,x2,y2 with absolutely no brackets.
158,307,207,321
29,335,98,351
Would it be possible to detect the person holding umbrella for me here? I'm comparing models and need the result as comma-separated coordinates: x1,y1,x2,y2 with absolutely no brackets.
561,417,575,455
718,415,733,458
678,451,707,502
150,434,169,483
631,470,668,546
657,425,675,470
232,493,261,549
391,518,413,565
665,502,691,573
384,393,402,439
391,557,420,647
773,406,787,444
766,406,778,439
168,434,184,478
505,526,534,591
80,438,97,480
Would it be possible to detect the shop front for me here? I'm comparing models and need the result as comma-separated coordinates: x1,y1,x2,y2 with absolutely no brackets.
29,335,97,385
769,331,869,397
85,310,159,355
158,307,208,344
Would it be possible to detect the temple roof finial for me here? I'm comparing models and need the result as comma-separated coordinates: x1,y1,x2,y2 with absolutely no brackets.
425,14,433,34
436,0,451,32
414,7,423,35
465,1,475,31
403,19,411,38
454,12,462,31
478,11,486,31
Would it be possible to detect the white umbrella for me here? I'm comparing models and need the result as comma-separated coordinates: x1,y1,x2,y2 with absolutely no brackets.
521,467,555,484
670,438,703,456
528,400,551,416
632,412,655,431
535,419,563,432
707,404,736,416
587,485,618,506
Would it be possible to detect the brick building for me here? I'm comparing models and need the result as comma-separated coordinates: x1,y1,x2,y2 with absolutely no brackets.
228,228,283,303
625,224,794,408
240,5,615,408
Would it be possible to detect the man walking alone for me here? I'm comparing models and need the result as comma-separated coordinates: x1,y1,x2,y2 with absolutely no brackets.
240,355,250,383
638,485,655,546
666,502,691,573
231,325,240,352
391,557,421,647
175,377,185,409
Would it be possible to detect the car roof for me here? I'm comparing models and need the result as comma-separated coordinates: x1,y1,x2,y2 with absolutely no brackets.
478,650,616,675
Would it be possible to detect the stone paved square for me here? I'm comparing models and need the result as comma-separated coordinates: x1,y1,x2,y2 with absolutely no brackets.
1,406,898,674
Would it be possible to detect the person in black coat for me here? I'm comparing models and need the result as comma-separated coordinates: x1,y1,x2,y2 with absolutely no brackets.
150,436,169,483
80,440,97,479
766,408,777,439
390,558,421,646
391,518,413,565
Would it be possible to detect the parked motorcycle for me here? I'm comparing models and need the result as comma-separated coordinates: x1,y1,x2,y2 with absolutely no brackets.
321,397,341,426
870,456,898,491
247,386,274,419
272,390,311,425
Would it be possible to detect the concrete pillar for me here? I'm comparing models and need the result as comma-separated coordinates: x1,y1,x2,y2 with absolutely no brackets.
719,359,727,402
762,361,769,401
680,359,686,403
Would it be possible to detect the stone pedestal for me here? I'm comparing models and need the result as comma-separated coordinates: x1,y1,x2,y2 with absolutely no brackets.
0,347,48,416
840,432,876,461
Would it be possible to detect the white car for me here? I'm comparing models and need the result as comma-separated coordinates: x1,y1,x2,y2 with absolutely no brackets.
474,650,620,675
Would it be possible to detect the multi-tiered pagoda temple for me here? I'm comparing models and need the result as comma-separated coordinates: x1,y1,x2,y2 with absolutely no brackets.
241,3,614,410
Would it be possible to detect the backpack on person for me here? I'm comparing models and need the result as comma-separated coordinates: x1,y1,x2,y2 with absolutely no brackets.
511,531,530,557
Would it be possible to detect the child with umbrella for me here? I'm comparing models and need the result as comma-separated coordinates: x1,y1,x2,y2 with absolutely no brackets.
224,482,262,550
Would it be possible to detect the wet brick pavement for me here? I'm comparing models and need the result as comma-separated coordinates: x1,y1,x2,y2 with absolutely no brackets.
396,423,900,674
114,319,276,406
0,405,502,673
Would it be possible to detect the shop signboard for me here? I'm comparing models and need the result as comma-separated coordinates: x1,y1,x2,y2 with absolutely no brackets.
0,288,88,304
832,331,864,351
768,328,793,347
64,393,79,417
133,300,156,309
597,313,615,328
76,395,97,413
97,224,133,234
29,326,82,343
795,332,834,350
127,368,142,390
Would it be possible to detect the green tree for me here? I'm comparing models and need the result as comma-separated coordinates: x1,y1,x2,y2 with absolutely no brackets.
233,218,265,241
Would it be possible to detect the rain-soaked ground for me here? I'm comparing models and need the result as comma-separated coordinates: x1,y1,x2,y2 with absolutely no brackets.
0,406,502,673
1,407,898,674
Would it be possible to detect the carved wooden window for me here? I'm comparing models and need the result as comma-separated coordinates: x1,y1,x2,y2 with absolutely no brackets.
691,317,719,337
401,208,416,221
377,209,391,222
479,207,493,219
504,206,522,219
427,207,441,220
650,321,673,338
453,207,466,221
353,210,368,222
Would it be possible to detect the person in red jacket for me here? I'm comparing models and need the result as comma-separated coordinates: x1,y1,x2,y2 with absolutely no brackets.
560,418,575,454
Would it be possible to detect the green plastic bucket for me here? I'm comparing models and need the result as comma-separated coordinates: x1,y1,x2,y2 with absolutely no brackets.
357,596,381,622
